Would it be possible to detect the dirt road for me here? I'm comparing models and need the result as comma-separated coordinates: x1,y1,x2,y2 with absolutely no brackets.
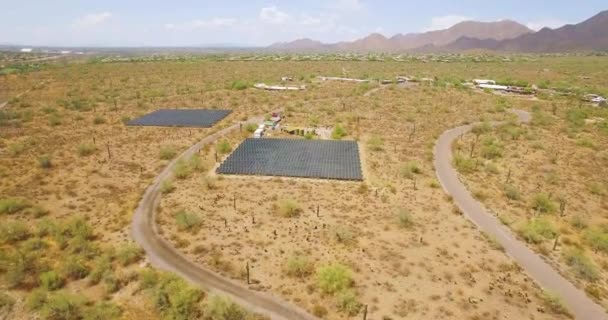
434,109,607,320
131,115,318,320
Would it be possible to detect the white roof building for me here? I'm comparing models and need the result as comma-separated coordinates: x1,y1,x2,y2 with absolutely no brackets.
473,79,496,85
20,48,33,53
479,84,509,91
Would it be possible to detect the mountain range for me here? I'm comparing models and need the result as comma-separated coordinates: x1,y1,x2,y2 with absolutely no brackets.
269,10,608,53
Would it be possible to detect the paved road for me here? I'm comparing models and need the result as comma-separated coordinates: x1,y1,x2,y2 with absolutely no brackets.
131,115,318,320
434,109,607,320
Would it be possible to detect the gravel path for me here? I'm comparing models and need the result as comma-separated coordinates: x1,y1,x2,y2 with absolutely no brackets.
434,109,607,320
131,114,318,320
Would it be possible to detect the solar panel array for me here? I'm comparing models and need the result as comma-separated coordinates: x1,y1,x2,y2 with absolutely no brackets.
217,138,363,181
127,109,232,128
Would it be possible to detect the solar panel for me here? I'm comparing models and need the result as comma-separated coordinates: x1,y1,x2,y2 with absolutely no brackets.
217,139,363,181
127,109,232,128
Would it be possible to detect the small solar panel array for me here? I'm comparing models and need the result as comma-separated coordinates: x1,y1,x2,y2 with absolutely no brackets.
217,139,363,181
127,109,232,128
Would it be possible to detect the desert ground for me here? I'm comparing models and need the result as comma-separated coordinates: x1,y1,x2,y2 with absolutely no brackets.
1,55,607,319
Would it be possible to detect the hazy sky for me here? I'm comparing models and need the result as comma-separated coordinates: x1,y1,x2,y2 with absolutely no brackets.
1,0,606,47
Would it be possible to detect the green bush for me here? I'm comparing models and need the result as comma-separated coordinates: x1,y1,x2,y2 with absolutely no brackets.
570,215,589,230
397,208,414,228
61,257,90,280
175,210,203,231
48,114,62,126
173,159,193,179
471,122,492,135
116,244,144,266
160,180,176,194
0,197,29,214
39,291,86,320
531,110,554,127
367,135,384,151
148,272,204,320
584,228,608,253
480,136,503,159
563,249,600,281
83,302,122,320
400,161,421,179
159,146,177,160
0,221,30,243
274,199,302,218
566,109,587,128
285,256,314,278
39,155,52,169
26,289,48,311
337,289,361,315
93,116,106,125
331,124,347,140
519,218,557,244
453,154,476,173
504,184,521,200
77,143,96,157
531,193,557,213
0,292,15,316
204,295,246,320
245,123,257,133
316,264,353,294
39,271,64,291
216,140,232,154
230,81,249,90
541,291,571,316
188,154,207,172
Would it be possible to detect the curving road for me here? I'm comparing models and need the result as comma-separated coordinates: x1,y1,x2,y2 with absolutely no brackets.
434,109,607,320
131,114,319,320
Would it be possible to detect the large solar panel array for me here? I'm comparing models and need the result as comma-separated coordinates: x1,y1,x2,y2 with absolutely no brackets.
217,138,363,181
127,109,232,128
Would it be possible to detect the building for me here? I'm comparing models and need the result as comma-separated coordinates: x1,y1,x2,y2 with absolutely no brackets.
479,84,509,91
20,48,33,53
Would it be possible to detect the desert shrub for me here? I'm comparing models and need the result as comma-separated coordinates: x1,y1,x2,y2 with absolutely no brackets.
453,154,476,173
159,146,177,160
173,159,193,179
481,136,503,159
541,291,571,316
285,255,314,278
584,228,608,253
48,114,62,126
570,215,589,230
367,135,384,151
566,109,587,128
61,257,90,280
312,305,328,317
331,226,355,244
577,137,597,150
160,180,176,194
83,302,122,320
103,272,121,294
77,143,96,157
0,197,29,214
504,184,521,200
563,249,600,281
531,110,553,127
484,161,499,174
39,271,64,291
93,116,106,125
331,124,347,140
471,122,492,135
175,210,202,231
148,272,204,320
216,140,232,154
230,80,249,90
316,264,353,294
337,289,361,315
519,218,557,244
274,199,301,218
400,161,421,179
0,221,30,243
88,254,112,286
204,295,247,320
245,123,257,133
397,208,414,228
39,155,52,169
39,291,86,320
26,289,48,311
116,244,144,266
585,285,603,300
188,154,207,172
120,116,131,124
531,193,557,213
0,292,15,316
